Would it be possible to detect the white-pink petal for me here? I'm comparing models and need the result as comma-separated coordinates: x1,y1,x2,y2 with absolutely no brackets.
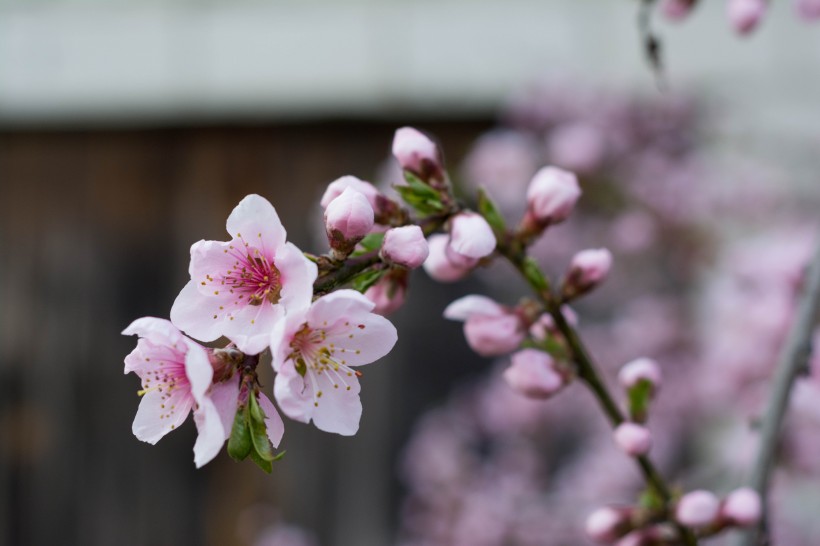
258,392,285,448
443,295,505,321
226,194,286,249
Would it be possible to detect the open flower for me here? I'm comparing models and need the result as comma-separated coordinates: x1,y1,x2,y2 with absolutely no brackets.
271,290,398,435
170,194,317,355
123,317,242,467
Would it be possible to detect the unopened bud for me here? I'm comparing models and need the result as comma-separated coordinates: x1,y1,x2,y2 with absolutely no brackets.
444,295,526,357
676,490,720,528
727,0,767,35
503,349,567,399
324,188,375,256
392,127,443,183
721,488,761,527
660,0,698,20
423,234,472,282
563,248,613,299
364,270,408,316
585,506,630,543
525,166,581,228
618,358,662,392
320,175,381,210
380,225,429,269
449,212,497,260
614,423,652,456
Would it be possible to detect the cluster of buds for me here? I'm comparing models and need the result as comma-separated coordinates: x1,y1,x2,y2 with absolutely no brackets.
586,487,762,544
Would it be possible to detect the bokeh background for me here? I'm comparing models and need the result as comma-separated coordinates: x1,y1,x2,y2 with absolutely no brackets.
2,1,820,545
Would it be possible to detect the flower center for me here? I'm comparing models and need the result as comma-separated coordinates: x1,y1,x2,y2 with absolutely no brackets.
290,323,360,407
219,239,282,305
137,357,189,422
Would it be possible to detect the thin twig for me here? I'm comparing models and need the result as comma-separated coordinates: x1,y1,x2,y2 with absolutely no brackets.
737,237,820,546
504,252,698,545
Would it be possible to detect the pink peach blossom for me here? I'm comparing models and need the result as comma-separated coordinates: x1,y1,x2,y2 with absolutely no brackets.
423,234,472,282
449,212,497,260
613,422,653,456
661,0,697,20
796,0,820,19
444,295,526,357
320,175,382,210
503,349,566,399
676,490,720,527
271,290,397,435
364,271,408,316
170,194,316,355
526,166,581,225
123,317,241,467
392,127,442,180
564,248,613,297
324,187,375,249
381,225,429,269
585,506,627,542
618,358,662,391
721,487,761,526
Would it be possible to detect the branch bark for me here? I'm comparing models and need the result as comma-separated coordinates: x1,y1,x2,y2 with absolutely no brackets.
737,237,820,546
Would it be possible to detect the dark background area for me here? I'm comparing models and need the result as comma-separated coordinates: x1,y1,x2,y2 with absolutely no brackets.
0,120,496,546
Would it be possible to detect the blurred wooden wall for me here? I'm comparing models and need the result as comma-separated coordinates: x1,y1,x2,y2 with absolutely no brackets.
0,120,490,546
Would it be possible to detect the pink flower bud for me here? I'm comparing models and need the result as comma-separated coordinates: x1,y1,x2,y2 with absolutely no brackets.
324,187,375,254
423,234,472,282
721,488,761,527
364,271,408,316
449,212,496,260
526,166,582,225
444,295,526,357
392,127,443,180
618,358,662,391
796,0,820,20
563,248,613,298
320,175,381,210
585,507,628,543
676,490,720,527
503,349,566,399
661,0,697,20
380,225,429,269
613,423,652,456
727,0,767,35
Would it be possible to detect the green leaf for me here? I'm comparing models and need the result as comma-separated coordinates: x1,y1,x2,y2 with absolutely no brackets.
394,174,445,215
638,487,664,511
250,447,273,473
477,188,507,240
627,379,653,422
226,406,252,462
521,257,550,294
357,232,385,253
349,268,386,293
272,450,287,462
248,393,275,462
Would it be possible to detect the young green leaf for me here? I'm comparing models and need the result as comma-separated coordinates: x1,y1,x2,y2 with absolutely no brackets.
248,393,275,462
226,406,252,462
477,188,507,240
349,268,386,293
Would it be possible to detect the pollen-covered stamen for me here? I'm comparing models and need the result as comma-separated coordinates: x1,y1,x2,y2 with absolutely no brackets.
204,233,283,308
137,358,189,423
290,323,360,406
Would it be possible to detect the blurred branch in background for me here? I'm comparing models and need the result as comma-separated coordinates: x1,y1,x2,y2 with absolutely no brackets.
738,238,820,546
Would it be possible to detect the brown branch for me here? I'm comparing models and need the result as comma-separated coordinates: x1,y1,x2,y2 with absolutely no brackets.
736,237,820,546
